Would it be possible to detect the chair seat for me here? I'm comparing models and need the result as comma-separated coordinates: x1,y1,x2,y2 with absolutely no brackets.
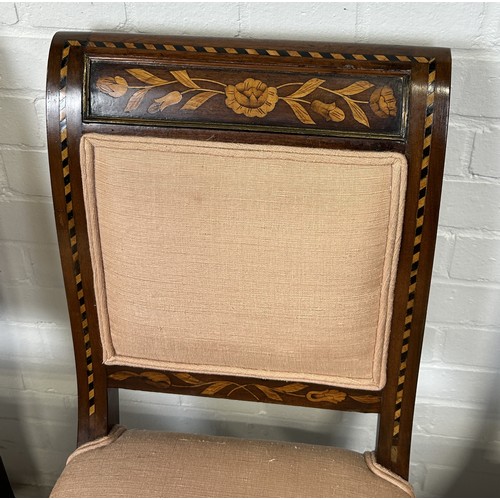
51,426,413,498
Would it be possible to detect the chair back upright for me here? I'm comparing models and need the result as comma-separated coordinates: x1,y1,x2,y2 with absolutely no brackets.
46,32,451,480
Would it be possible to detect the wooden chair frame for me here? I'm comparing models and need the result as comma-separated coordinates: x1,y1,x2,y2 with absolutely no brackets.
46,31,451,481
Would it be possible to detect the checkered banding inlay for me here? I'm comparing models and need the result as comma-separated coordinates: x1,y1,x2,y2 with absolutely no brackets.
392,58,437,444
60,41,95,416
59,40,435,420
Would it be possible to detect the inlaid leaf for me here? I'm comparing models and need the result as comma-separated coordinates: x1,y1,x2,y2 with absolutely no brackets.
124,88,149,112
181,91,218,110
201,381,234,396
125,68,169,86
148,102,162,114
346,99,370,128
287,78,325,99
335,81,374,96
174,372,201,385
282,98,316,125
142,371,171,386
255,385,283,401
274,383,308,394
170,70,201,89
109,371,136,381
350,395,381,404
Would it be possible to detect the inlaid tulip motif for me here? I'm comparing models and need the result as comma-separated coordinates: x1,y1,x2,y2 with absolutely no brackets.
96,76,128,97
97,68,397,128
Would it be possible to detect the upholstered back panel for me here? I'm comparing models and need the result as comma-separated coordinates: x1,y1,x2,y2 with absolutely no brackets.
81,133,407,390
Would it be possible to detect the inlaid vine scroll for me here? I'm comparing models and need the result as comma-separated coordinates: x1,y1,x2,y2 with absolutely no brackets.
87,60,407,139
107,369,382,411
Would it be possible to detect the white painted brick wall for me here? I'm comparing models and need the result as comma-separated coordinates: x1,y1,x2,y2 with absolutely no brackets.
439,180,500,230
0,2,499,498
0,3,18,26
125,2,242,36
15,2,127,31
239,3,358,41
443,122,476,177
452,52,500,118
0,36,52,90
0,97,46,146
470,124,500,177
451,236,500,281
1,149,52,197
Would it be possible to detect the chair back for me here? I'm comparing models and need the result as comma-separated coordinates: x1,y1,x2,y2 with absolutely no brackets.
46,32,451,479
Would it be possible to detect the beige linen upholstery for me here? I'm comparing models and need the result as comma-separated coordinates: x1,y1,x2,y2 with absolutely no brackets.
51,426,413,498
81,134,407,390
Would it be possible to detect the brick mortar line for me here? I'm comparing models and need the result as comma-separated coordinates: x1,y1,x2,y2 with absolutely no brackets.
430,277,500,289
449,114,500,124
443,177,500,186
443,174,500,182
0,281,65,290
420,362,500,374
0,195,54,203
411,434,485,444
0,319,67,327
0,89,46,99
0,192,53,202
468,174,500,184
0,145,48,152
438,226,500,236
441,276,500,286
415,397,500,410
426,321,500,332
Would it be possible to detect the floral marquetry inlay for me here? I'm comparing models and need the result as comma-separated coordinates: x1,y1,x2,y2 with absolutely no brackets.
96,68,398,128
108,370,382,408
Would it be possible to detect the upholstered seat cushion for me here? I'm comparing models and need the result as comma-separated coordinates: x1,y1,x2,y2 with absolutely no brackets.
51,426,413,498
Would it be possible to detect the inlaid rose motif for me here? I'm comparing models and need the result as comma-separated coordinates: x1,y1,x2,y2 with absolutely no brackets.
96,76,128,97
225,78,279,118
369,86,397,118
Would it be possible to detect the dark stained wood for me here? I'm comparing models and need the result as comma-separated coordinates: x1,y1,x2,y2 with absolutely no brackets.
377,54,452,478
106,366,382,413
47,35,95,446
46,31,451,480
375,60,432,476
86,58,407,138
0,457,14,498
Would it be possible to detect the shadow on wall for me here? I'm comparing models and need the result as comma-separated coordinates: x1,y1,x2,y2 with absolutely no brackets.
0,393,37,492
120,391,377,451
444,394,500,497
0,39,75,495
443,333,500,498
0,43,36,495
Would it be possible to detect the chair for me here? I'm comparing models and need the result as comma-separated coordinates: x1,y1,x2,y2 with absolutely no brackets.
46,31,451,497
0,457,14,498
